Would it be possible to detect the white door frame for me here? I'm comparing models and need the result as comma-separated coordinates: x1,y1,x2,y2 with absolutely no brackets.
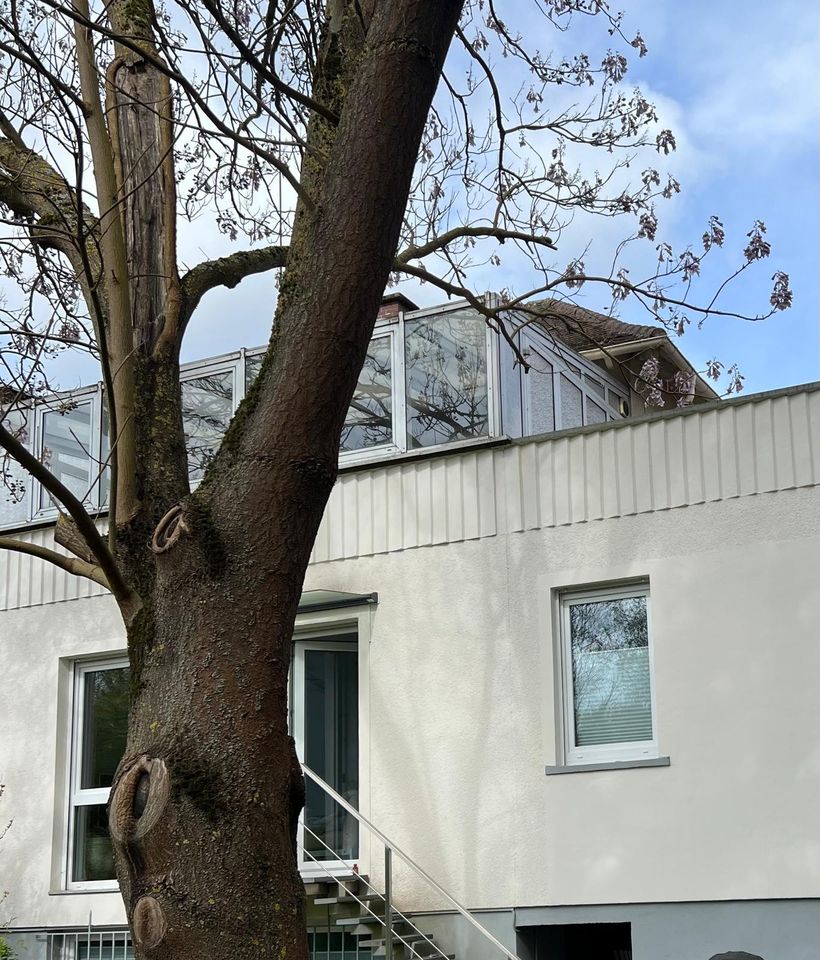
292,634,360,878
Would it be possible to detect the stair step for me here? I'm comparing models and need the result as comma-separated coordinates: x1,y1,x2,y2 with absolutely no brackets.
335,915,384,927
314,892,385,907
365,941,453,960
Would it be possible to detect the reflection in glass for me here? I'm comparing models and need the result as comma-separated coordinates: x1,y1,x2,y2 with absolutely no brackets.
182,371,234,482
245,353,264,392
72,804,116,882
39,404,92,508
405,309,489,448
569,595,652,746
303,648,359,861
80,666,129,790
341,337,393,452
99,395,111,508
0,408,30,527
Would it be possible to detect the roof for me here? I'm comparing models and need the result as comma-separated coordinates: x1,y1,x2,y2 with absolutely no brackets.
527,298,664,353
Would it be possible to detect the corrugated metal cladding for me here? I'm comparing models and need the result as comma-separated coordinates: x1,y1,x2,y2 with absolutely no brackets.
2,387,818,612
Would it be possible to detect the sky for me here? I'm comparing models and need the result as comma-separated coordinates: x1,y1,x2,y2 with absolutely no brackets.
44,0,820,397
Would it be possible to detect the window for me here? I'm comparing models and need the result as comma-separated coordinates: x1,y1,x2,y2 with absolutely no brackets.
560,584,656,764
48,931,133,960
341,332,395,453
35,398,102,516
68,659,129,887
521,330,628,435
405,308,489,448
181,367,235,483
0,405,29,528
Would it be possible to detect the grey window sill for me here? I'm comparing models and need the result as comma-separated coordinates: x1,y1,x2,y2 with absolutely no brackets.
545,756,670,775
49,887,120,896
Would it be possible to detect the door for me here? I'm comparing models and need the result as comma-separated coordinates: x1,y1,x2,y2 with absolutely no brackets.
292,636,359,874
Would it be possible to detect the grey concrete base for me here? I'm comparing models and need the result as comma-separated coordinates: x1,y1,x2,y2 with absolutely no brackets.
514,899,820,960
5,900,819,960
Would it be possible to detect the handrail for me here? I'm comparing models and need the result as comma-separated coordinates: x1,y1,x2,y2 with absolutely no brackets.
300,825,443,960
302,764,521,960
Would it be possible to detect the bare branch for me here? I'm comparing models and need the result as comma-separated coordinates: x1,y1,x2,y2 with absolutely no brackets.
0,419,134,607
0,534,109,588
179,244,288,328
397,226,555,264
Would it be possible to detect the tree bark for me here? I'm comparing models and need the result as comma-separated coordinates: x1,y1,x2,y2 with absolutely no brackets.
108,4,464,960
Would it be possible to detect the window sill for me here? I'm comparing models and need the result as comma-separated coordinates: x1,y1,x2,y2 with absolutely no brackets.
545,756,670,775
49,886,120,895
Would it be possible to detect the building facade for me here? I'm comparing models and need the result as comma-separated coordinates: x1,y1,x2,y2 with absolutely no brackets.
1,298,819,960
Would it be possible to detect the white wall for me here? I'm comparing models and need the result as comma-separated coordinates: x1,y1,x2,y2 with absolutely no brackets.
1,385,819,926
306,486,820,910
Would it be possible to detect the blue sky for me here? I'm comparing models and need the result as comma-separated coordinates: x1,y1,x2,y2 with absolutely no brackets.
175,0,819,396
617,0,820,392
41,1,815,397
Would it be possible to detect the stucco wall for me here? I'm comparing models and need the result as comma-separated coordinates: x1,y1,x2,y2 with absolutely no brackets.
302,485,820,911
1,386,819,931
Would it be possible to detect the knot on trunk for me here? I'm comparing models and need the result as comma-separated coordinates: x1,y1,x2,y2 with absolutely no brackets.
133,896,168,950
110,755,170,844
151,504,188,554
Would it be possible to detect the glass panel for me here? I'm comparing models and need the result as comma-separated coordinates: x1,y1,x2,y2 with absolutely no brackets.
39,403,92,509
74,933,134,960
585,396,607,425
559,375,583,430
51,932,133,960
584,374,606,398
72,804,116,882
245,353,264,392
525,352,554,434
99,395,110,509
80,666,129,790
303,647,359,862
341,337,393,452
569,595,652,746
0,407,30,528
182,371,234,483
405,309,489,448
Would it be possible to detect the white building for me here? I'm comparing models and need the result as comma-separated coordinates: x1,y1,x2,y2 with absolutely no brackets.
1,297,819,960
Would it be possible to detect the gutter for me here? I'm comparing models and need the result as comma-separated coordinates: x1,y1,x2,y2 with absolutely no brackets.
580,335,720,401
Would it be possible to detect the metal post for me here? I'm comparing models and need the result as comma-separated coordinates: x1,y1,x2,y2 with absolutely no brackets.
384,846,393,960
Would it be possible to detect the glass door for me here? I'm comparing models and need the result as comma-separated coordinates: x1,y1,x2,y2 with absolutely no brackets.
292,637,359,874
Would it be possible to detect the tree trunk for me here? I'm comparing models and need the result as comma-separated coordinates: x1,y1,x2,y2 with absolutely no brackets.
108,4,464,960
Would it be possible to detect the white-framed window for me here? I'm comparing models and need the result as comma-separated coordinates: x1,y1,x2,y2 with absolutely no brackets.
32,388,105,520
67,657,129,889
559,583,657,765
521,329,628,436
180,359,238,484
340,327,404,461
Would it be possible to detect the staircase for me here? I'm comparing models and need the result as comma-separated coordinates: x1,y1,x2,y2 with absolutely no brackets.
299,766,520,960
304,874,454,960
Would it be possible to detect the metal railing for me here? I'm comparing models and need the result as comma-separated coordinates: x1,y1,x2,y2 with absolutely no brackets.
301,765,521,960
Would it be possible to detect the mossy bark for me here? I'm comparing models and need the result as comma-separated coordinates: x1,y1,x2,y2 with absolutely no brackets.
106,4,465,960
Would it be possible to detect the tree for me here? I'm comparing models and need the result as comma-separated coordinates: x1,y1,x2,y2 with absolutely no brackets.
0,2,791,960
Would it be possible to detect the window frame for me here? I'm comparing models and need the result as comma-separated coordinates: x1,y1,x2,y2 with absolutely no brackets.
338,326,405,465
179,356,240,489
31,386,104,522
66,655,129,891
559,582,658,766
520,327,628,434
